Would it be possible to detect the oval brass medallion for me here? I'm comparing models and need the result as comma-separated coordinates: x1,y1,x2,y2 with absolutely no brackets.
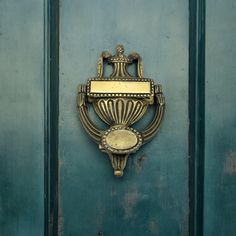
101,126,142,154
106,129,138,150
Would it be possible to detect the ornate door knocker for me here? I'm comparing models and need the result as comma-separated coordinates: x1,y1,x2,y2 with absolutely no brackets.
77,45,165,177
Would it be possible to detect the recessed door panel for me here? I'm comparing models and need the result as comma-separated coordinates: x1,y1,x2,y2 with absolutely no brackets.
59,0,189,235
0,1,45,235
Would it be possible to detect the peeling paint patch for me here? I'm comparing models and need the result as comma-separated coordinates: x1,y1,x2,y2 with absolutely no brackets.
122,187,149,219
135,155,147,173
97,230,104,236
122,187,139,219
148,218,159,235
58,160,64,236
96,202,104,227
110,189,117,197
58,213,64,236
224,150,236,175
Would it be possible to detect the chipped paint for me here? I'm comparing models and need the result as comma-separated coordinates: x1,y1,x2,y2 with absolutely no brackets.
110,189,117,197
135,155,147,173
121,186,149,219
58,160,64,236
122,187,139,219
224,150,236,175
148,218,159,235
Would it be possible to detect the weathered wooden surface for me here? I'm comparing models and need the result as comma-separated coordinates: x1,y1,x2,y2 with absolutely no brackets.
3,1,236,235
204,1,236,235
0,1,45,236
59,0,189,235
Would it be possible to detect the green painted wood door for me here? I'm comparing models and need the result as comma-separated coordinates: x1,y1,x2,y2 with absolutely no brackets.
58,1,189,235
0,0,236,236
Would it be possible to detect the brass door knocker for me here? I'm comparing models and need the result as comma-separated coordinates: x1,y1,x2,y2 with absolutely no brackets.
77,45,165,177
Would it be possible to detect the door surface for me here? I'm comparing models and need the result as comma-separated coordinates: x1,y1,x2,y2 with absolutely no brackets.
59,1,189,235
0,0,236,236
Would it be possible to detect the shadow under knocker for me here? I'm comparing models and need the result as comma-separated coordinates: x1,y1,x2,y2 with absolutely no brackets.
77,45,165,177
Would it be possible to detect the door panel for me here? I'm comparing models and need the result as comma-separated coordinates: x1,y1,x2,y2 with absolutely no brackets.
205,1,236,235
1,1,236,235
0,1,45,235
59,0,189,235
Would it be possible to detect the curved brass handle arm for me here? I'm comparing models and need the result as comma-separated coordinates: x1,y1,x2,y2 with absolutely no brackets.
97,51,112,78
128,52,144,78
77,85,103,143
141,85,165,144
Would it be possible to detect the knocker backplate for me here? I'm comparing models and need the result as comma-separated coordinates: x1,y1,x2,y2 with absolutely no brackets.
77,45,165,176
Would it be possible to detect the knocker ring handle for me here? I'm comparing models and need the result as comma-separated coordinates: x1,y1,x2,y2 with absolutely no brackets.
77,45,165,177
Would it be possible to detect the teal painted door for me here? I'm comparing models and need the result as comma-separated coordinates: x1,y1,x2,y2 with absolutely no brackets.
0,1,45,235
0,1,236,236
59,0,189,235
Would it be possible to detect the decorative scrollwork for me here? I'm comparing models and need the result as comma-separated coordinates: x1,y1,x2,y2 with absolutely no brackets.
77,85,103,143
77,45,165,176
141,85,165,143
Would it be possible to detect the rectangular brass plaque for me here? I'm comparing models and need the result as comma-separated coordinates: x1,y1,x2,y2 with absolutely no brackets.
89,81,151,94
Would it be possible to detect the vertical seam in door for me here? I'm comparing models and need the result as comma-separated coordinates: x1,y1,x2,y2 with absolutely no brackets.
189,0,206,236
189,0,197,234
44,0,60,235
44,0,49,234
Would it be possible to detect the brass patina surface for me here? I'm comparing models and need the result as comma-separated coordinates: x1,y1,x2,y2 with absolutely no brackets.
105,129,138,150
90,80,151,94
77,45,165,176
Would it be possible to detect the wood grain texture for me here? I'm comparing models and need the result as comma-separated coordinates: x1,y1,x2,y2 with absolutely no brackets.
205,1,236,235
59,0,189,235
0,1,45,235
